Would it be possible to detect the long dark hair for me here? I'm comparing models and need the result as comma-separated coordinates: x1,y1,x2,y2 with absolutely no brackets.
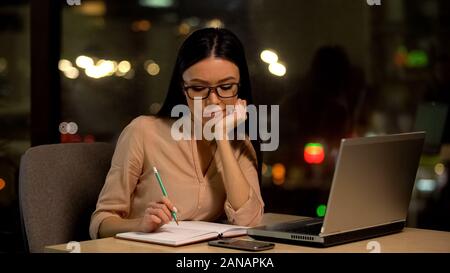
157,28,262,182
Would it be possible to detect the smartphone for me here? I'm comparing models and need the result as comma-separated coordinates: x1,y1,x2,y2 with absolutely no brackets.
208,238,275,251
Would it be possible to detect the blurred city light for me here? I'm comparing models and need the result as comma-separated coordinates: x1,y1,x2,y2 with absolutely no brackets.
77,0,106,16
394,46,429,68
67,122,78,134
139,0,174,8
260,50,279,64
85,65,101,78
272,163,286,185
84,135,96,143
64,67,79,79
416,179,437,192
268,62,286,76
59,122,68,134
97,59,116,74
178,22,191,35
132,20,151,32
149,102,161,114
0,178,5,191
394,46,408,67
316,204,327,217
206,18,224,28
407,50,428,67
146,62,160,76
304,143,325,164
115,70,126,77
434,163,445,176
75,55,94,69
58,59,73,72
72,56,124,79
59,122,78,134
117,60,131,74
364,131,378,137
260,49,287,76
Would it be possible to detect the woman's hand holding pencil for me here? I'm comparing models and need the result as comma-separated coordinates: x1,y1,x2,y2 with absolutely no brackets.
136,166,179,233
137,196,178,233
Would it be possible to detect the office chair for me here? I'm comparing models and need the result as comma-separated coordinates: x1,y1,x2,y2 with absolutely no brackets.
18,142,114,252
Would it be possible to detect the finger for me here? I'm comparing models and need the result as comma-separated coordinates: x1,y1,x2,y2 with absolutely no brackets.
151,207,171,222
149,214,162,224
148,200,174,216
153,202,173,219
149,208,170,224
145,206,163,216
160,197,176,213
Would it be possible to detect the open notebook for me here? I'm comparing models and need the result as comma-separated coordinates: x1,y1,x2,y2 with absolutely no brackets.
115,221,249,246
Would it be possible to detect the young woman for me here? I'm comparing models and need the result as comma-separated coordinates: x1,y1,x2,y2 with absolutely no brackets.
89,28,264,239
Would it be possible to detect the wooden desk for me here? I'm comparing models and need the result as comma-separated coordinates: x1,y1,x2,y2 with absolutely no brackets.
45,213,450,253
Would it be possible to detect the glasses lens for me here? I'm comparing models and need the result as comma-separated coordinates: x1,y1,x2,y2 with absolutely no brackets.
187,86,209,99
185,83,239,99
217,83,238,98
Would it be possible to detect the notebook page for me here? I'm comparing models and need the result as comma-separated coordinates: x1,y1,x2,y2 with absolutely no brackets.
164,221,249,235
116,226,217,246
116,221,249,246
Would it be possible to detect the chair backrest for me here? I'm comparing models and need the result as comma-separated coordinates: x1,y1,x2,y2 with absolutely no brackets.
19,142,114,252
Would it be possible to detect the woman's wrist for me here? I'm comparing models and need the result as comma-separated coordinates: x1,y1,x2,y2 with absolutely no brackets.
216,138,232,153
98,217,141,238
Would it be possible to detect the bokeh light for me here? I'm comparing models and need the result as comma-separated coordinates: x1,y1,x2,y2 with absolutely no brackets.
178,22,191,35
149,102,161,114
268,62,286,77
146,62,160,76
434,163,445,176
260,50,279,64
272,163,286,185
58,59,73,71
304,143,325,164
316,204,327,217
0,178,6,191
75,55,94,69
117,60,131,74
206,18,224,28
64,67,79,79
416,179,437,192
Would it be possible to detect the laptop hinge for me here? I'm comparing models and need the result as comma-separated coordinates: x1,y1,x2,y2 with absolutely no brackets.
320,219,405,237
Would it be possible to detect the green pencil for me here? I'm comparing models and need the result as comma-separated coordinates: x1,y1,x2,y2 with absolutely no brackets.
153,166,179,225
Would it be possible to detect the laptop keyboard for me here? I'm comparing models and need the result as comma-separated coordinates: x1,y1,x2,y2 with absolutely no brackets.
288,223,322,235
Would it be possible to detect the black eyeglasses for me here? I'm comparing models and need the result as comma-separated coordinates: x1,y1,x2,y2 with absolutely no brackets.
183,82,240,100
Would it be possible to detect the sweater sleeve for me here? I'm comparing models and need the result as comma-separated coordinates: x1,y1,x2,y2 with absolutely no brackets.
89,117,144,239
223,140,264,227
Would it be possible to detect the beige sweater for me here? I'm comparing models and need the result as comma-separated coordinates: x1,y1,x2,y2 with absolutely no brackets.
89,115,264,239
